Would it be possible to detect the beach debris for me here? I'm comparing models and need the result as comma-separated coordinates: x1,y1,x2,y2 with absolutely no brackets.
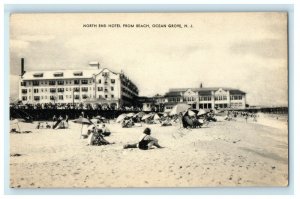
10,153,22,157
272,166,276,170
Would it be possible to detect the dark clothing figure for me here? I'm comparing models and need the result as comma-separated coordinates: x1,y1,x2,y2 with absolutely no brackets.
123,128,163,150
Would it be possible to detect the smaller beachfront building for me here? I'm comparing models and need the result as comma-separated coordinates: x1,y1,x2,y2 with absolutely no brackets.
142,87,247,112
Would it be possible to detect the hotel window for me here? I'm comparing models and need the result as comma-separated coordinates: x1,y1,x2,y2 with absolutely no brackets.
74,80,80,85
41,96,43,100
41,88,43,92
33,73,43,78
98,95,102,99
57,80,64,85
75,95,80,100
50,88,56,93
20,82,27,86
45,96,47,99
98,79,101,84
54,72,63,77
58,95,64,100
111,79,115,83
29,89,31,92
58,88,64,92
50,96,55,100
34,96,40,101
22,89,27,94
105,95,108,98
111,86,114,91
32,81,39,86
82,94,88,99
200,96,211,101
74,87,80,92
73,72,83,76
81,80,88,84
98,87,103,91
66,88,68,91
45,88,47,92
34,89,39,93
29,96,31,100
22,96,27,101
81,87,88,92
49,80,56,85
111,95,114,98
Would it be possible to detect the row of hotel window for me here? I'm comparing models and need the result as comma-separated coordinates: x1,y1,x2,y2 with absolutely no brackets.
21,86,115,93
168,95,243,102
22,94,115,101
21,79,116,86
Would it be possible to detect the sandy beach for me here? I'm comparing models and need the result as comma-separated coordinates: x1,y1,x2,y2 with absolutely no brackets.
9,113,288,188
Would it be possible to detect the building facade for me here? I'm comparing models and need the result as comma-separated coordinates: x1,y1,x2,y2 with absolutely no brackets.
164,87,246,110
141,87,247,112
19,60,139,109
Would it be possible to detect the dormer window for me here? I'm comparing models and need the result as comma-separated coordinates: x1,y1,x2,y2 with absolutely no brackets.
73,72,83,76
33,73,43,77
53,72,63,77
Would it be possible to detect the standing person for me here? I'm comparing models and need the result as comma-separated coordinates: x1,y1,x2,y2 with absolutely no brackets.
123,128,163,150
65,115,69,128
52,115,57,128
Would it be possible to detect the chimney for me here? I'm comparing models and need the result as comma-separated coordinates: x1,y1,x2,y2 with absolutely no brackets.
89,61,100,69
21,58,25,76
200,82,203,88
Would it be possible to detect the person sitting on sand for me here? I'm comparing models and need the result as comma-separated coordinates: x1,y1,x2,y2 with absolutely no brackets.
100,124,111,136
45,122,51,129
123,128,163,150
87,127,114,146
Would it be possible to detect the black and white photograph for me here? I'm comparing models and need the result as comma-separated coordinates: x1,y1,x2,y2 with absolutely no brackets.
9,12,288,188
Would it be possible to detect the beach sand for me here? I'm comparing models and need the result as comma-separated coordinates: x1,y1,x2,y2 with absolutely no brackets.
9,114,288,188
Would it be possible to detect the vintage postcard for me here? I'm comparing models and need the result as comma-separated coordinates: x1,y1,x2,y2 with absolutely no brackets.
9,13,288,188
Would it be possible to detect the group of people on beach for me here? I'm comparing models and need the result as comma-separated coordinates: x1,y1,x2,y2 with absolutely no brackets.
85,122,163,150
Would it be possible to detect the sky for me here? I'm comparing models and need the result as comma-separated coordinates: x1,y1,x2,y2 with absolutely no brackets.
10,13,288,106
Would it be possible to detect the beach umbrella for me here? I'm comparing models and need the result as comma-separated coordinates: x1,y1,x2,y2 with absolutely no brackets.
169,104,191,116
197,109,207,116
185,110,196,116
90,118,99,124
164,109,171,113
142,113,154,121
116,114,127,123
153,113,160,120
126,113,135,117
11,119,23,132
135,112,146,118
73,117,92,124
73,117,92,139
95,115,102,119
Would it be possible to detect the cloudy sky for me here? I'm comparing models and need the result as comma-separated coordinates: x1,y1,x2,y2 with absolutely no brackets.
10,13,288,106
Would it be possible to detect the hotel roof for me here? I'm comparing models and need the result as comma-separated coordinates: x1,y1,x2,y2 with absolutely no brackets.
165,87,246,97
21,68,117,80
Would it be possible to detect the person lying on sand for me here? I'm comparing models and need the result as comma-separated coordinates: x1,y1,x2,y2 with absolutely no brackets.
123,128,163,150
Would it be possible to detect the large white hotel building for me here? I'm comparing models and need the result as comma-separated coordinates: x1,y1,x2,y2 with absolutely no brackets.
18,59,139,108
